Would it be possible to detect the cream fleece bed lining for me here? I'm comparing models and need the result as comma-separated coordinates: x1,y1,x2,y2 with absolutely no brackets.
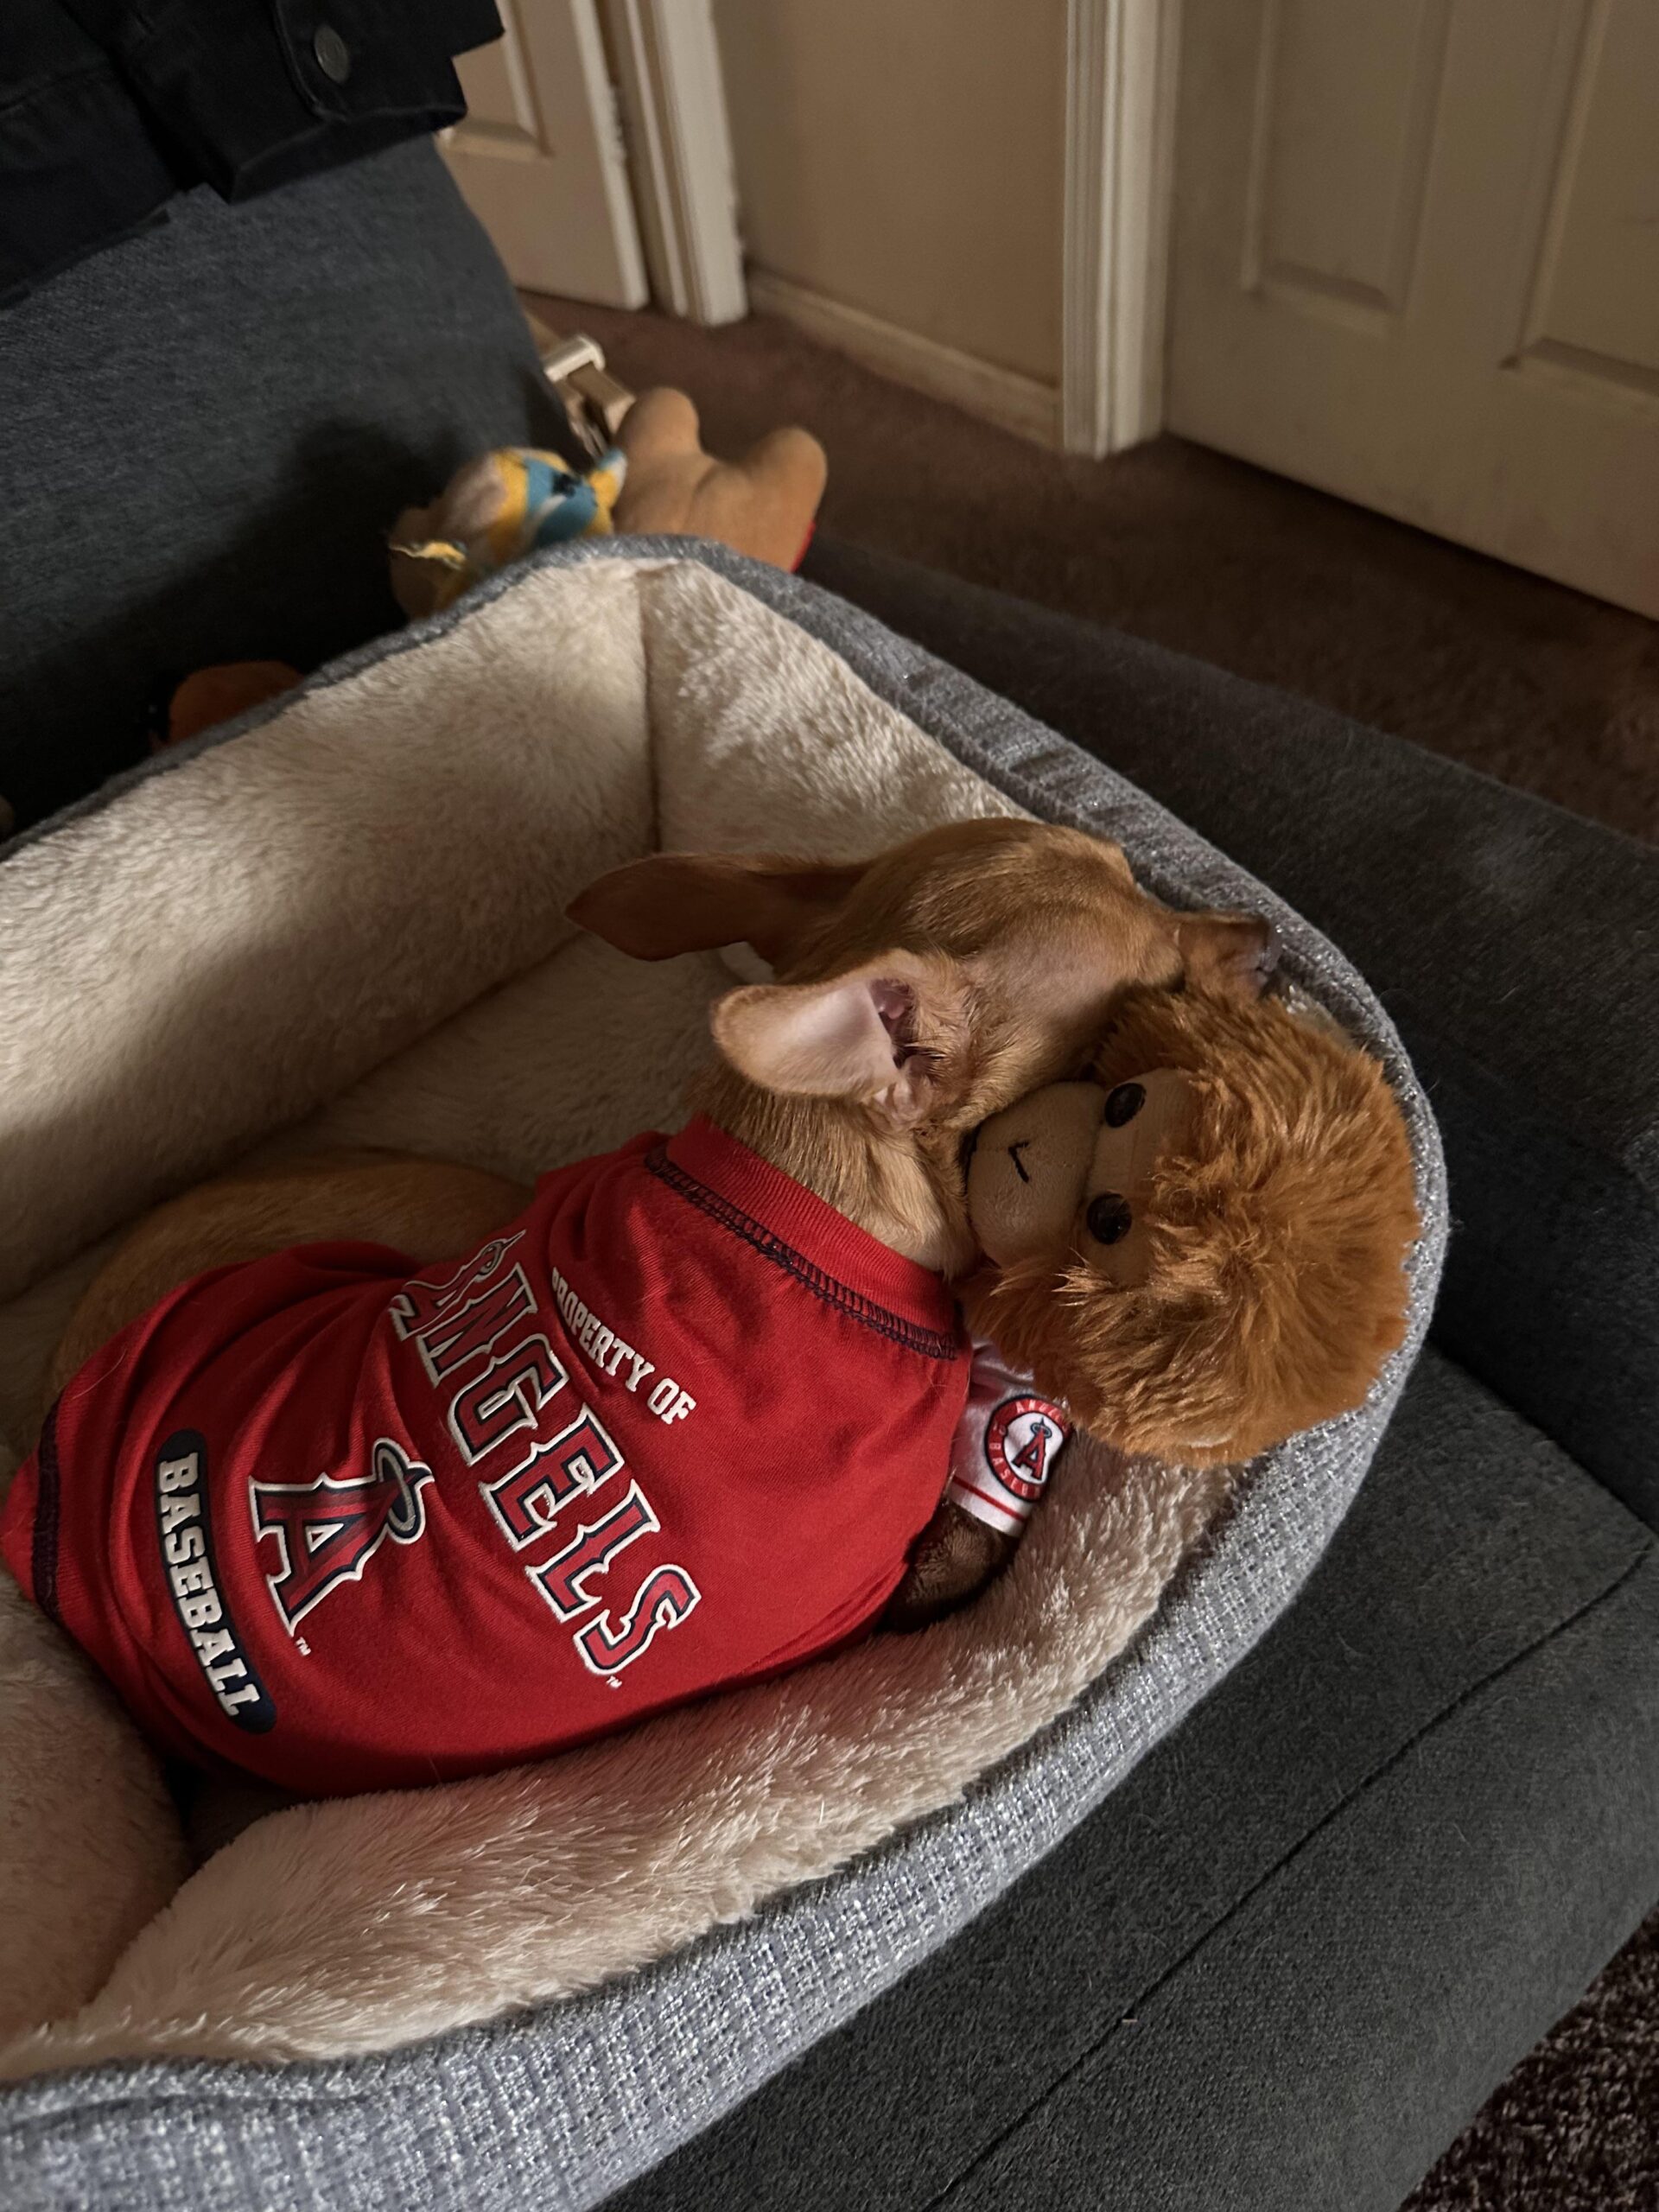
0,555,1431,2075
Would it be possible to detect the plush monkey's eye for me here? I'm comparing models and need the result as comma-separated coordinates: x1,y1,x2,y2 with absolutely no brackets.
1103,1082,1145,1127
1086,1192,1133,1246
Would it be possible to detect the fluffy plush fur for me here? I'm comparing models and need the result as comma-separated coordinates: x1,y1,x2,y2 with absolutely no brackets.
966,989,1420,1463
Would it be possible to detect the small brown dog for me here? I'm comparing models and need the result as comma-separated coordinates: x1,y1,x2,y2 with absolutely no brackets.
7,817,1275,1796
42,820,1272,1395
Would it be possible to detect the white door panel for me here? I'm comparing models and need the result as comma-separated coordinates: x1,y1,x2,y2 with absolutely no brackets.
443,0,647,307
1169,0,1659,616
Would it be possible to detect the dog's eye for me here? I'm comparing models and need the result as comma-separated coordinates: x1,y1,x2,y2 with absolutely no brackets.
1103,1082,1145,1128
1086,1192,1133,1245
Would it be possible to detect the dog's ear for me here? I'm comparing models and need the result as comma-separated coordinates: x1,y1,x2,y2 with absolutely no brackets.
712,951,966,1128
1175,910,1279,1001
568,853,867,967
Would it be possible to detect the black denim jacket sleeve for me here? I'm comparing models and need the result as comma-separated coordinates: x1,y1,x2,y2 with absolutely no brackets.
2,0,502,303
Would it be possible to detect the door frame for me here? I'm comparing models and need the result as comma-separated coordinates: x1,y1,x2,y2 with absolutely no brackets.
443,0,650,308
596,0,1178,436
602,0,747,325
1062,0,1182,455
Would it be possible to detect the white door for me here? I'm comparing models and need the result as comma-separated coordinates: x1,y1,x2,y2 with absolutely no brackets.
1166,0,1659,618
443,0,648,306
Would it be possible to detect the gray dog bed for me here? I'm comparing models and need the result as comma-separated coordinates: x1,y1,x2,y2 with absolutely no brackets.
0,543,1444,2210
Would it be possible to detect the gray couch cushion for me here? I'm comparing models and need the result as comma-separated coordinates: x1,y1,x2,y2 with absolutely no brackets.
803,542,1659,1529
603,1346,1659,2212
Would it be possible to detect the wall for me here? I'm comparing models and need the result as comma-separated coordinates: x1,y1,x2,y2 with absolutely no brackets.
712,0,1068,395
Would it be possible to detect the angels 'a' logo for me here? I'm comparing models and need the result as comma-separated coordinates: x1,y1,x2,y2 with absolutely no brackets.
984,1395,1068,1503
251,1438,433,1634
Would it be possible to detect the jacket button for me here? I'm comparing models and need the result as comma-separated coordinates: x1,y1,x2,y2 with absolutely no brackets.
314,24,353,83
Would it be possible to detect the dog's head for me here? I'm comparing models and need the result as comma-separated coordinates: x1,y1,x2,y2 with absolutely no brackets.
569,818,1275,1259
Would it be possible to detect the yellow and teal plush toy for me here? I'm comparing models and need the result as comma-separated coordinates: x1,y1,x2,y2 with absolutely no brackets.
389,446,626,619
389,390,829,622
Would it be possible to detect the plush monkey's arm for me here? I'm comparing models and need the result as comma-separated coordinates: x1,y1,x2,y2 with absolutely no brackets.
883,1341,1071,1630
883,1500,1016,1630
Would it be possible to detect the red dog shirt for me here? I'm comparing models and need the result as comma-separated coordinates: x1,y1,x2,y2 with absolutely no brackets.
0,1120,972,1795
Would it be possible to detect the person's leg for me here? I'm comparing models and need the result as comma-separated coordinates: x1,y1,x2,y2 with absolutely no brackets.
0,137,579,831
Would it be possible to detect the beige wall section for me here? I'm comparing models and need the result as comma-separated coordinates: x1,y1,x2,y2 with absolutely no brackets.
712,0,1067,386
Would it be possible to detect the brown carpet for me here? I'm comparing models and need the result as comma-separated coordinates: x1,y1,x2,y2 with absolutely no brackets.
528,292,1659,843
1402,1916,1659,2212
531,288,1658,2204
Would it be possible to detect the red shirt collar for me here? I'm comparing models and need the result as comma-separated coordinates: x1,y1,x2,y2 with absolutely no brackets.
662,1116,959,1341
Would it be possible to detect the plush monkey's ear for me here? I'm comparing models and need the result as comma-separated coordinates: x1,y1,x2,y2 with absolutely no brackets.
1174,910,1279,1001
711,951,967,1128
568,852,868,967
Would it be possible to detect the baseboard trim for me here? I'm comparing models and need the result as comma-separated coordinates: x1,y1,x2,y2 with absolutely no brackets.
747,271,1062,449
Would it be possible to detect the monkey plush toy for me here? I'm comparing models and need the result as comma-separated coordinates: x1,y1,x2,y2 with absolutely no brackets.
897,986,1420,1623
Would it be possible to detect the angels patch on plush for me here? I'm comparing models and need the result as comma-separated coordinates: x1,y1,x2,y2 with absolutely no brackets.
945,1351,1070,1535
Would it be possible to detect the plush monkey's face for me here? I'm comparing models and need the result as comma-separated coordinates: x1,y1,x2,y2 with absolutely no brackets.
961,986,1419,1465
967,1071,1195,1286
